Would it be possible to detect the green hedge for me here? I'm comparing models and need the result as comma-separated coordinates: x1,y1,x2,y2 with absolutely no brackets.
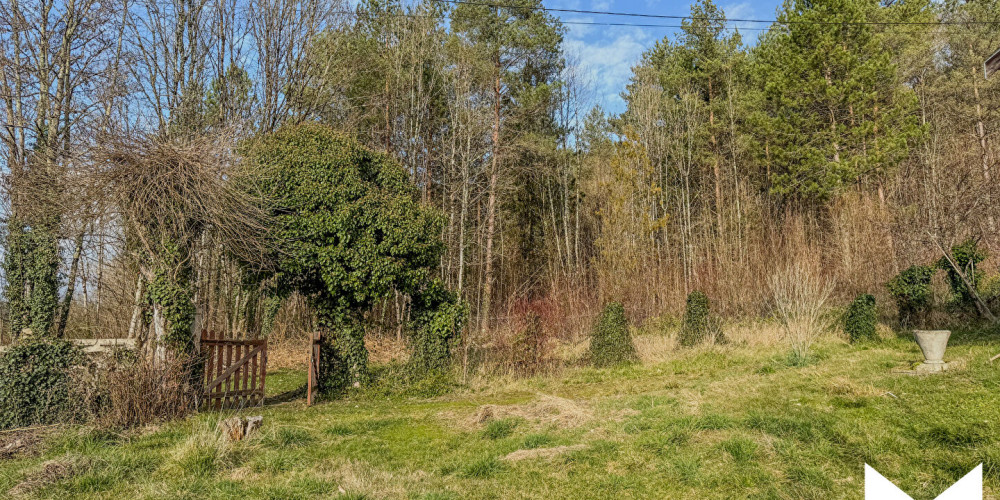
937,239,987,308
0,338,84,430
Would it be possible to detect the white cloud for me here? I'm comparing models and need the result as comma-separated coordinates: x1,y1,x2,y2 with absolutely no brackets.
724,1,754,19
722,1,766,43
563,24,657,114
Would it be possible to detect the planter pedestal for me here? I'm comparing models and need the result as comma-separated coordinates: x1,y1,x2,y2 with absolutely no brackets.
913,330,951,373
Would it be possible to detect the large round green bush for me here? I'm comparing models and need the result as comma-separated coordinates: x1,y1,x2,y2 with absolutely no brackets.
844,294,877,343
590,302,636,367
244,123,454,391
0,338,84,430
680,291,711,347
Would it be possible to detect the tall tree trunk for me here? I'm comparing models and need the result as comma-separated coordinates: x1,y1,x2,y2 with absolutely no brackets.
709,79,722,235
480,58,501,333
127,276,146,340
55,228,86,337
971,59,996,233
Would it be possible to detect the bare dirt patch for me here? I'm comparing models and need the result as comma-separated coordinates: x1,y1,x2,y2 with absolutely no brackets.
502,444,587,462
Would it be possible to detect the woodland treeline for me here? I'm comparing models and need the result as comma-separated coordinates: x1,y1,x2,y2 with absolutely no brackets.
0,0,998,350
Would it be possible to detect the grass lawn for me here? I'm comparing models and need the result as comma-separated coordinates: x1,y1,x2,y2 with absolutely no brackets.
3,329,1000,499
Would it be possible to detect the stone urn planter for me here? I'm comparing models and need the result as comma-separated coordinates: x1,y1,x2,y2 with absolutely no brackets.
912,330,951,372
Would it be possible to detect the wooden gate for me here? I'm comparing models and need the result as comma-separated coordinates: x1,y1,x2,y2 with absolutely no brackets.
200,330,267,410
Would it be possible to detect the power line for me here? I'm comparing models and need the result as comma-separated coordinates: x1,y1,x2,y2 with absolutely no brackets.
560,20,768,32
434,0,1000,27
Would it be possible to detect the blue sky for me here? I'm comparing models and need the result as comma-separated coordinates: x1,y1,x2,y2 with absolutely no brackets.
551,0,784,114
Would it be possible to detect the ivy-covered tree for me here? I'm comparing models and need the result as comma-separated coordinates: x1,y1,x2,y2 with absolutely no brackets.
3,217,60,338
244,123,462,391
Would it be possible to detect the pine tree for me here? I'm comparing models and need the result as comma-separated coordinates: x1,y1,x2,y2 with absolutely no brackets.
753,0,923,203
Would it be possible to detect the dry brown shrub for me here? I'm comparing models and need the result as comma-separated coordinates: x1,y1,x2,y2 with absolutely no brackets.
768,260,836,362
266,335,310,371
98,355,195,430
468,319,555,378
364,335,409,365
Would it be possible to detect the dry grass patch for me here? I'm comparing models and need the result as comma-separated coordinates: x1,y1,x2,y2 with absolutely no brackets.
0,427,49,460
502,444,587,462
825,376,881,397
266,336,310,371
9,455,88,496
634,334,677,364
327,459,431,498
469,393,593,428
724,322,788,346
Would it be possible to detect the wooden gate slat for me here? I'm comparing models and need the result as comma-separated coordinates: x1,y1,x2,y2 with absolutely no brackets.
198,331,267,410
205,344,266,390
202,330,213,392
259,342,267,404
229,342,238,409
215,334,225,409
249,346,259,406
224,341,233,408
240,342,251,407
237,342,246,407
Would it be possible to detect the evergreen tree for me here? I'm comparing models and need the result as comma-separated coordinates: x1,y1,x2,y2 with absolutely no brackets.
753,0,923,203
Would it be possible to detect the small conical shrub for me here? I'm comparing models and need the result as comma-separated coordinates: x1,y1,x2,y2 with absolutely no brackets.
844,294,877,343
590,302,636,367
680,291,711,347
886,265,934,326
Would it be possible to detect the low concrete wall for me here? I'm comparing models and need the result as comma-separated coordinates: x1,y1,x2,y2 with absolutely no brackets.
0,338,135,354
